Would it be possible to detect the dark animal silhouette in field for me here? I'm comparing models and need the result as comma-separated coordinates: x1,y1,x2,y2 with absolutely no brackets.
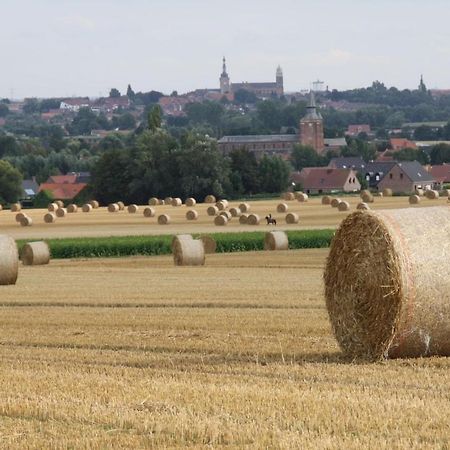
265,214,277,225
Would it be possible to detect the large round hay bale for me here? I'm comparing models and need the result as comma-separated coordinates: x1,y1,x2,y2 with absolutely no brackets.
143,207,156,218
277,203,288,213
425,189,439,200
10,203,21,212
238,202,250,213
56,208,67,218
82,204,92,213
44,212,56,223
15,212,26,223
229,207,241,217
219,210,232,220
158,214,170,225
322,195,332,205
264,231,289,251
117,201,125,210
171,234,193,252
148,197,159,206
285,212,299,224
338,201,350,211
20,216,33,227
207,205,219,216
185,197,196,207
200,235,216,254
21,241,50,266
128,204,139,213
330,198,341,208
164,197,173,204
361,192,374,203
247,214,260,225
356,202,370,210
282,192,295,201
382,188,393,197
214,215,228,226
55,200,64,208
204,195,216,204
324,207,450,360
108,203,119,213
172,197,182,207
0,235,18,285
67,204,78,213
173,239,205,266
297,193,308,202
48,203,59,212
0,204,2,211
89,200,99,209
186,209,198,220
409,194,420,205
216,200,228,210
239,214,248,224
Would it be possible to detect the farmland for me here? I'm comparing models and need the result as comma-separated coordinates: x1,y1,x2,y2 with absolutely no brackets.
0,249,449,448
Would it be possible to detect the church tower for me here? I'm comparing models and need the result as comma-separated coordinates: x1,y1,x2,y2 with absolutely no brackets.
300,91,324,153
220,57,230,94
276,65,284,96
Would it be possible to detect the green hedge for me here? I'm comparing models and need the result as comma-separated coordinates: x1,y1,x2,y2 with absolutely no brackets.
16,229,334,259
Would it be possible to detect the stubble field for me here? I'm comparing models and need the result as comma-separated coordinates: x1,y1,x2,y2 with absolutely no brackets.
1,249,449,449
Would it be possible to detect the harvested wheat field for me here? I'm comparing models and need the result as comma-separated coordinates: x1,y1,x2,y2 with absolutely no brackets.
0,195,448,239
0,250,449,449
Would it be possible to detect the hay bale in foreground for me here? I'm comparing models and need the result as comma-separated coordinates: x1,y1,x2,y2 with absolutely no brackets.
171,198,182,207
409,194,420,205
322,196,331,205
425,189,439,200
171,234,193,252
297,193,308,202
185,198,196,207
207,205,219,216
285,212,299,224
67,204,78,213
239,214,248,224
338,201,350,211
356,202,370,210
10,203,21,212
48,203,59,212
117,201,125,210
324,207,450,360
204,195,216,204
330,198,341,208
108,203,119,213
143,207,156,218
82,204,92,213
247,214,260,225
56,208,67,218
277,203,288,213
382,188,393,197
173,239,205,266
20,216,33,227
0,235,18,285
214,215,228,226
128,204,139,213
186,209,198,220
200,235,216,254
44,212,56,223
21,241,50,266
158,214,170,225
229,207,241,217
264,231,289,251
148,197,159,206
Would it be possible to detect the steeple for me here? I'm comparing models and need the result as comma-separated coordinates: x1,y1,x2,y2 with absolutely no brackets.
418,74,427,93
300,91,324,153
220,56,230,94
304,91,322,120
222,57,228,77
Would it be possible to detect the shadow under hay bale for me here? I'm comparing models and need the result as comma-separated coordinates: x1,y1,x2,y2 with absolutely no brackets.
324,207,450,360
21,241,50,266
264,231,289,251
0,235,18,285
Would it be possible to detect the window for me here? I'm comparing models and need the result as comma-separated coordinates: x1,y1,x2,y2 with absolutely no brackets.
375,175,380,181
400,173,404,180
389,173,393,179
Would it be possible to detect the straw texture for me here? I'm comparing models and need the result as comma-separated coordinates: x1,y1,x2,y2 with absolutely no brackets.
297,193,308,202
356,202,370,210
10,203,21,212
207,206,219,216
108,203,119,213
331,198,341,208
128,204,139,213
337,201,350,211
0,235,18,285
264,231,289,251
200,235,216,254
239,203,250,213
239,214,248,224
285,213,299,224
44,213,56,223
143,207,156,218
282,192,295,201
21,241,50,266
67,204,78,213
277,203,288,213
48,203,59,212
158,214,170,225
56,208,67,218
173,239,205,266
185,198,196,207
171,198,182,207
409,194,420,205
214,215,228,226
247,214,260,225
204,195,216,203
82,204,92,213
186,210,198,220
322,196,331,205
148,197,159,206
20,216,33,227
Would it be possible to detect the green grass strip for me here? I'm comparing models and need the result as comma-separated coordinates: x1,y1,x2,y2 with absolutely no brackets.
16,229,334,259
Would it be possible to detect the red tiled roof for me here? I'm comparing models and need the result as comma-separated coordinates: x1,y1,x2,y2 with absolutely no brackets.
47,175,78,184
428,164,450,183
294,167,357,190
347,124,371,135
390,138,417,150
39,183,87,200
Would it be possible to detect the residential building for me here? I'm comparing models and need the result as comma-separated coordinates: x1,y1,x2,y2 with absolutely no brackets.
328,156,366,170
346,124,372,137
363,161,397,189
377,161,435,193
299,92,324,152
426,164,450,186
38,182,87,200
390,138,417,150
21,178,39,200
60,98,90,112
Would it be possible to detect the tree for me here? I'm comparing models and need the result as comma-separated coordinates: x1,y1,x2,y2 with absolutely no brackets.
395,147,429,164
234,89,258,104
257,155,290,193
0,159,23,203
126,84,135,100
33,189,54,208
0,103,9,117
430,143,450,165
290,145,320,171
147,105,162,131
109,88,121,98
229,148,260,194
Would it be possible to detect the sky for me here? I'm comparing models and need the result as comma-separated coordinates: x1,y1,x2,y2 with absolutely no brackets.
1,0,450,99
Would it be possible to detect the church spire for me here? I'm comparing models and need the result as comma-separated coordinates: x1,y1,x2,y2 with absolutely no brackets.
222,56,228,77
305,91,322,119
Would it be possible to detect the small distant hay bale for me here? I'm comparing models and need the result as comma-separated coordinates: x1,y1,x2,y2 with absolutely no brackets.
56,208,67,218
158,214,170,225
159,199,165,205
20,216,33,227
48,203,59,212
361,192,374,203
382,188,393,197
239,214,248,224
55,200,64,208
297,193,308,202
171,234,193,252
425,190,439,200
409,194,421,205
324,207,450,360
277,203,288,213
247,214,260,225
200,235,216,254
415,188,424,196
207,205,219,216
21,241,49,266
82,204,92,213
186,209,198,220
67,204,78,213
282,192,295,201
128,204,139,213
360,189,370,197
294,191,304,200
117,201,125,210
144,207,156,218
164,197,173,204
15,212,26,223
264,231,289,251
148,197,159,206
239,202,250,213
357,202,370,210
331,198,341,208
338,201,350,211
185,198,196,207
108,203,120,213
376,192,383,197
171,197,182,207
204,195,216,204
0,235,19,285
216,200,228,210
44,212,56,223
11,203,21,212
89,200,99,209
229,207,241,217
214,215,228,226
173,239,205,266
219,210,232,220
285,212,299,224
322,196,332,205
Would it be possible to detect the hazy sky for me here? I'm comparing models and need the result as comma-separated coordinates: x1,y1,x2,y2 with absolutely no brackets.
2,0,449,98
